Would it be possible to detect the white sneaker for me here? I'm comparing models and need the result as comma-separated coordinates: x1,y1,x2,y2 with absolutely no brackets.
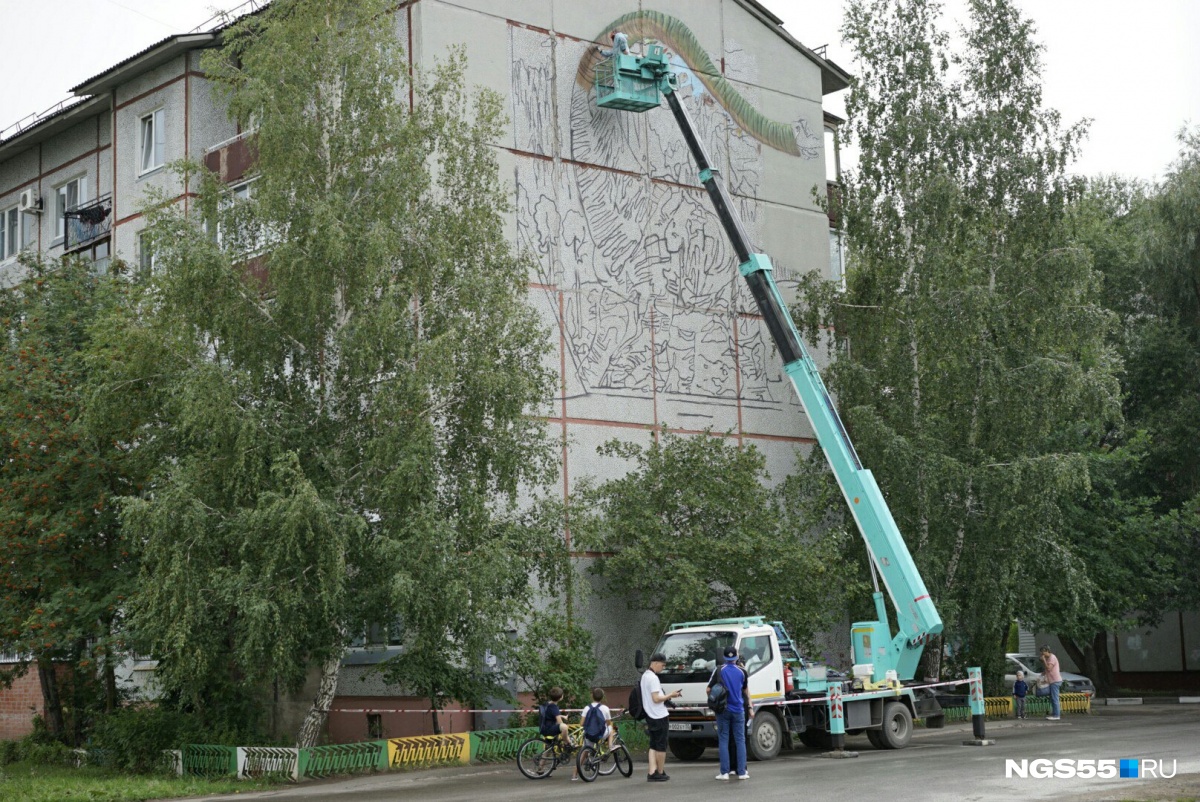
715,773,730,780
738,772,750,780
1046,716,1060,721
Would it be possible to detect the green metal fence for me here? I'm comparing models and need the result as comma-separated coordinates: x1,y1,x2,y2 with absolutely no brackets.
181,744,237,777
470,727,538,763
299,741,386,777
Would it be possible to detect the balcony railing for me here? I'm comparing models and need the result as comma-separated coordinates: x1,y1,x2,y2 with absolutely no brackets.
65,193,112,252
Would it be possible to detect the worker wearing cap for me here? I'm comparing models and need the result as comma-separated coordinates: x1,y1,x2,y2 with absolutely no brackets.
707,645,753,780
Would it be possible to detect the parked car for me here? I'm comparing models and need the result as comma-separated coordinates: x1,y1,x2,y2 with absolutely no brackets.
1004,652,1095,697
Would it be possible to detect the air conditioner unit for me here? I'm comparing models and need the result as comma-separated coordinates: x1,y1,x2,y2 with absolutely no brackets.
18,187,41,214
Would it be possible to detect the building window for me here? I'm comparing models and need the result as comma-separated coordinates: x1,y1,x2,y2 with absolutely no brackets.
824,126,841,183
215,179,256,249
139,231,158,275
1,205,19,261
90,240,111,276
367,714,383,739
140,108,166,174
55,176,88,242
829,230,845,285
350,617,404,649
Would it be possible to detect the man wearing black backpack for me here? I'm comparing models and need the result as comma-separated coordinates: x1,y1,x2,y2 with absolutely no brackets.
641,652,681,782
707,645,753,780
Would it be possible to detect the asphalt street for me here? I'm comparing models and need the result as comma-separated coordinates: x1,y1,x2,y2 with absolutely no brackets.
173,705,1200,802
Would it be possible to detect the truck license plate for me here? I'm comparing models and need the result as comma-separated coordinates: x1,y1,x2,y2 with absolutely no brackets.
669,722,691,731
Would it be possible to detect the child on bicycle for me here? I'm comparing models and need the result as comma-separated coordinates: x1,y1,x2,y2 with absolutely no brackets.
573,687,614,781
540,687,572,751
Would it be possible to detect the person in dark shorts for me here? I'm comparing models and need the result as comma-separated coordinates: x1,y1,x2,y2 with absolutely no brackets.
641,652,681,782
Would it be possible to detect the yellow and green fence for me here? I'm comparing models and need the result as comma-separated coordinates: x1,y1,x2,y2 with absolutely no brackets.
940,692,1091,723
174,720,646,780
177,697,1085,780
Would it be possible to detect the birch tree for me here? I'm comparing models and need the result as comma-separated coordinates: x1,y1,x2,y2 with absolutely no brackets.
796,0,1122,682
92,0,561,743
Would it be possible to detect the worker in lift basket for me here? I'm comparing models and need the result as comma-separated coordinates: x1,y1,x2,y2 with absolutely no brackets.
599,30,629,58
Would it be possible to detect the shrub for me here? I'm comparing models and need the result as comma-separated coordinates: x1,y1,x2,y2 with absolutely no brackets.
0,721,75,767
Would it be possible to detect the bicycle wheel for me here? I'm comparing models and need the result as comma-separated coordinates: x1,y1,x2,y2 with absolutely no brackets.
517,738,556,779
612,745,633,777
577,745,600,782
595,747,616,776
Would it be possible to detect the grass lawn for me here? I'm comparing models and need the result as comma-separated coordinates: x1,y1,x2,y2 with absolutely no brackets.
0,761,281,802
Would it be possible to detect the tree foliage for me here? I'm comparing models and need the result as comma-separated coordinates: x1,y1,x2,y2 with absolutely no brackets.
573,431,860,645
0,257,139,740
1124,132,1200,512
798,0,1122,683
507,604,598,710
1048,134,1200,687
88,0,562,740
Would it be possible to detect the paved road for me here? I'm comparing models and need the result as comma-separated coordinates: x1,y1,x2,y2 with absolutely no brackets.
175,706,1200,802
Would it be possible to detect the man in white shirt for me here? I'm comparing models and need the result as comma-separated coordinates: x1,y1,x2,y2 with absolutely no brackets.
641,652,681,782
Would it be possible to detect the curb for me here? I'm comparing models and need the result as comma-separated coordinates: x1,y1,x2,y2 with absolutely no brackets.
1095,696,1200,705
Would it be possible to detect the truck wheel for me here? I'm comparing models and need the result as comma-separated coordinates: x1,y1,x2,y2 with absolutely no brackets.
880,702,913,749
668,739,706,761
748,713,783,761
866,729,885,749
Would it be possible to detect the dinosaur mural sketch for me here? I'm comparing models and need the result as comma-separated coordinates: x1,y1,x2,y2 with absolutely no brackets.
511,10,821,425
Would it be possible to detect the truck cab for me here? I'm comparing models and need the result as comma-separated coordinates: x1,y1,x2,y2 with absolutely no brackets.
650,617,817,761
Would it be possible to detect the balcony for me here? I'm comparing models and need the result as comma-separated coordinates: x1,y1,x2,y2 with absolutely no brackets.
64,193,112,252
826,181,842,229
204,131,257,184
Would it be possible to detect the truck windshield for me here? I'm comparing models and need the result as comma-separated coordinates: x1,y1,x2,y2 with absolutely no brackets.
654,631,736,683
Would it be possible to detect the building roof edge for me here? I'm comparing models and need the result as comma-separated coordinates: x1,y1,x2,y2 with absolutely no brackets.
731,0,852,95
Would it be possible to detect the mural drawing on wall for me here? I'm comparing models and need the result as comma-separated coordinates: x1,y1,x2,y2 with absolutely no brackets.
511,10,821,430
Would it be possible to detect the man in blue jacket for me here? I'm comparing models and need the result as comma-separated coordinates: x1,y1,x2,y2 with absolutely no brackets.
707,645,754,780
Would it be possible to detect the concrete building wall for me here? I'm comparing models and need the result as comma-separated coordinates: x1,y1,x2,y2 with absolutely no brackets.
407,0,834,685
0,109,112,286
0,0,848,736
113,68,189,229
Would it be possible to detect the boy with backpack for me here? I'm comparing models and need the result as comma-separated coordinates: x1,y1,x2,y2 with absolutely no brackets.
572,687,614,781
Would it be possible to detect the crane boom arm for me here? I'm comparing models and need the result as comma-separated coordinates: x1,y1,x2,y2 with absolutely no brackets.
596,45,942,681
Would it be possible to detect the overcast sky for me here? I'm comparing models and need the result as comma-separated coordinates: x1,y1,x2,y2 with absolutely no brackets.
1,0,1196,182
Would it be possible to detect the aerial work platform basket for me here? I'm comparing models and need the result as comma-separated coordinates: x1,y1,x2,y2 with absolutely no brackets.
594,45,672,112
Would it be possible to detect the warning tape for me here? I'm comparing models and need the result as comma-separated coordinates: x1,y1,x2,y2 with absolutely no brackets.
326,678,972,715
328,707,618,715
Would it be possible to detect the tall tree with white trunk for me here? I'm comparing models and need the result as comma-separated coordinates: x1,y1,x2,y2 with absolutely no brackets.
94,0,562,744
795,0,1122,685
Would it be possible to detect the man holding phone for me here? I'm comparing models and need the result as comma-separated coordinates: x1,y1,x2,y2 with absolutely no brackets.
641,652,682,782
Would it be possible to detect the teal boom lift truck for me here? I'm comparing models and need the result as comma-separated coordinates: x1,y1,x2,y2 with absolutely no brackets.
596,44,946,758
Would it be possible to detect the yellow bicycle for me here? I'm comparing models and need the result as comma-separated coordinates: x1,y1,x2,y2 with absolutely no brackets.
575,721,633,781
517,729,581,780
